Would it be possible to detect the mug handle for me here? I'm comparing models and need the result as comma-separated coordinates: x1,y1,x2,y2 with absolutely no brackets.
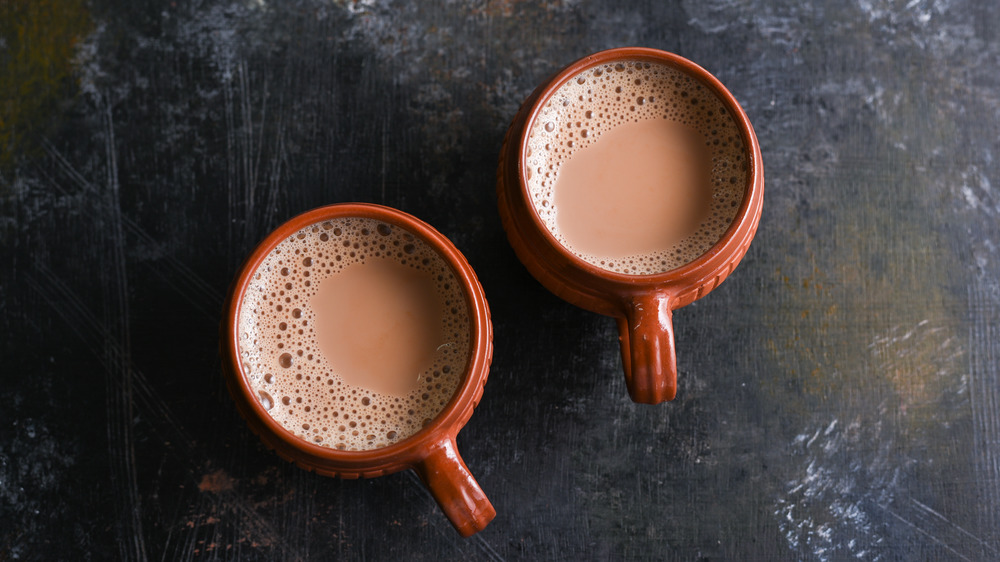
415,436,496,537
616,292,677,404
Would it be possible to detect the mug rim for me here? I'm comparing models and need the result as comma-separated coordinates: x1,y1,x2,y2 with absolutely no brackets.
516,47,764,287
221,203,491,472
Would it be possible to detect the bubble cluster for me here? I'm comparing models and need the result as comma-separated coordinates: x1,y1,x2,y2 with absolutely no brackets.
525,59,749,274
238,217,471,451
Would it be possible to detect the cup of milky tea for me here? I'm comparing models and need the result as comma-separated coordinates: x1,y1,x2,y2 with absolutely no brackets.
497,47,764,404
221,203,495,536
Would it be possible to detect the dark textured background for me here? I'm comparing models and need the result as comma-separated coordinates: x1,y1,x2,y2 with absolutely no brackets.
3,0,1000,560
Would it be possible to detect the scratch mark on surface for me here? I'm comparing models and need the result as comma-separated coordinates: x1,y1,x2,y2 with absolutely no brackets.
40,139,224,314
37,276,182,447
402,470,506,561
224,56,275,267
239,59,257,248
121,213,224,318
225,64,238,268
968,280,1000,550
381,107,389,202
30,258,200,451
263,90,287,233
167,482,305,562
99,98,149,562
30,115,304,558
470,531,506,562
911,499,999,556
27,263,305,561
881,507,972,562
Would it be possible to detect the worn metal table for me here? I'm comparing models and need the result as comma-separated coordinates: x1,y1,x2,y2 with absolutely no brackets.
3,1,999,560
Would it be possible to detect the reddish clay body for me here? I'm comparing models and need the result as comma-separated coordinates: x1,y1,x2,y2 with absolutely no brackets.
497,48,764,404
221,203,495,536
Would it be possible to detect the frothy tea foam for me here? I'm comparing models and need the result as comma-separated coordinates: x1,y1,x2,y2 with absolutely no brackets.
524,59,749,274
238,217,470,451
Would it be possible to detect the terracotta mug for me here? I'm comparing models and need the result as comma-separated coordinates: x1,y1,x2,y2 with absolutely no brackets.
497,47,764,404
220,203,495,536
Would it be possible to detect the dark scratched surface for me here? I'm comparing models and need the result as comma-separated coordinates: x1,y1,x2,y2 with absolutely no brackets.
3,0,1000,560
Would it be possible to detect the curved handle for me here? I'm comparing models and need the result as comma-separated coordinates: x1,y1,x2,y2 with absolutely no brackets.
414,437,495,537
616,293,677,404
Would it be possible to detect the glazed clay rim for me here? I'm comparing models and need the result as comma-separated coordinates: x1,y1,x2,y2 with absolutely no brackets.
222,203,491,469
517,47,763,287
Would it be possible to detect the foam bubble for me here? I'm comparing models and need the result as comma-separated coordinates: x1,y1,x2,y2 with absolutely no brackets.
525,59,749,274
238,217,471,451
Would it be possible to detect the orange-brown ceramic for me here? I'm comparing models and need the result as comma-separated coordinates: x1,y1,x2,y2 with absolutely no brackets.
221,203,495,536
497,48,764,404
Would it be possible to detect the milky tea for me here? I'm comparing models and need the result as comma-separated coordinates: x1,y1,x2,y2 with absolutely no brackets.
237,218,470,451
524,59,749,275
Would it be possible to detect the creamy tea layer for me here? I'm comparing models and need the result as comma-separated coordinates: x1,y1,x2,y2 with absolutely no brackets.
238,218,470,451
524,59,749,274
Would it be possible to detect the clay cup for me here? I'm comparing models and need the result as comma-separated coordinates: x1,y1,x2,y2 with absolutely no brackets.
497,48,764,404
221,203,495,536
